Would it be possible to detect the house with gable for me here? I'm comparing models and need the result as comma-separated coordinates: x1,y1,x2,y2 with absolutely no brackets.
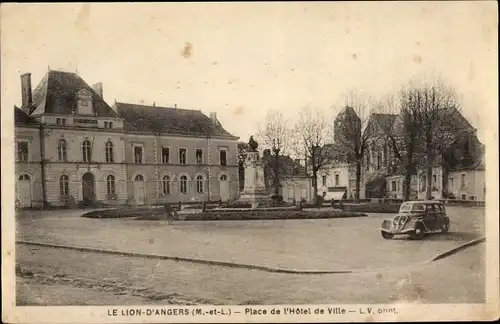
261,149,313,203
381,107,485,201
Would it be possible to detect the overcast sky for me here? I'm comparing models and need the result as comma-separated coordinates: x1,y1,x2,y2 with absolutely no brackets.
1,2,497,145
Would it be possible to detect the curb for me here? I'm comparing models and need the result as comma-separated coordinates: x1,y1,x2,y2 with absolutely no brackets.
17,236,485,275
430,236,486,262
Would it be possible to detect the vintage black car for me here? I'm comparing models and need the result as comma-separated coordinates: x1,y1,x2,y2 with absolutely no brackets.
380,201,450,240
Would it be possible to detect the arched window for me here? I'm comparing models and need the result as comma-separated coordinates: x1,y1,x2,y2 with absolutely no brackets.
180,175,188,194
196,175,204,193
58,139,67,161
105,141,114,163
135,174,144,182
162,175,171,195
18,174,30,181
82,140,91,162
220,175,227,181
106,175,116,195
59,175,69,196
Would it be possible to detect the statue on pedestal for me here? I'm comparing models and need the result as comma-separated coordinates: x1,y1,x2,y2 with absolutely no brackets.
240,135,268,208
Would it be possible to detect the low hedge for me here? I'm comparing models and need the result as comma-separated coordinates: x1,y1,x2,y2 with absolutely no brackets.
340,203,401,213
83,208,367,220
139,210,367,221
83,208,169,219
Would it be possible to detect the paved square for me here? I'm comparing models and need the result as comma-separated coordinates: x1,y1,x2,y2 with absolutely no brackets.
16,207,484,271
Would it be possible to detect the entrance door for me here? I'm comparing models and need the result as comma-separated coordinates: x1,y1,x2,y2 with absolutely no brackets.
17,174,32,207
82,172,95,206
134,174,145,205
219,175,229,202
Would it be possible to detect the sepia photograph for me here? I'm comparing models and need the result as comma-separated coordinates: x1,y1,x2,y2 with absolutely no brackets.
1,1,498,323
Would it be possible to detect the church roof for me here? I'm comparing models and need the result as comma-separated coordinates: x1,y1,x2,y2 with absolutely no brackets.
29,70,118,117
115,102,238,138
369,113,397,133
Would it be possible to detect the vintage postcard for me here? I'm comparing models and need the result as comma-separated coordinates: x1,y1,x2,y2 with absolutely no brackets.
1,2,499,323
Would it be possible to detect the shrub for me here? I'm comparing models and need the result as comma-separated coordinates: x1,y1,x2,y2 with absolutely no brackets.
82,208,367,220
270,194,283,202
341,203,401,213
180,209,367,221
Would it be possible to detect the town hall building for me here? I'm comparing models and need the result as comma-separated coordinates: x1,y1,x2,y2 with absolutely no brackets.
14,70,239,208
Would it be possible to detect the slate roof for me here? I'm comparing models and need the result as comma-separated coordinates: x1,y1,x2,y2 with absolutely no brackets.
30,70,118,117
115,102,238,138
262,151,308,178
369,113,397,132
335,106,360,121
14,106,38,125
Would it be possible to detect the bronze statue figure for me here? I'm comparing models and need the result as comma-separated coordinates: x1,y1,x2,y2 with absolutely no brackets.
248,135,259,151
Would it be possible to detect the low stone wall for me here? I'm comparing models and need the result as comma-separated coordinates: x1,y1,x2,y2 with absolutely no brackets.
439,199,485,207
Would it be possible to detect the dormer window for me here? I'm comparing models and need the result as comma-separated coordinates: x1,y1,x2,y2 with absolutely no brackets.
76,89,93,115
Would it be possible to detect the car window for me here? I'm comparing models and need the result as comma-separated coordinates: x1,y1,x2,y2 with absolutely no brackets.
411,204,425,212
399,204,413,212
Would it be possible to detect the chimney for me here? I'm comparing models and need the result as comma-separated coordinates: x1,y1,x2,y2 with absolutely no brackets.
21,73,33,113
92,82,103,99
210,112,217,124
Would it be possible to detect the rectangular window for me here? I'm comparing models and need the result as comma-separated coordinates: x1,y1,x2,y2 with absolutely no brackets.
134,146,143,164
179,148,187,164
196,149,203,164
162,147,170,164
109,122,113,129
432,175,437,187
322,175,327,186
391,181,397,191
421,176,426,192
56,118,67,126
104,121,108,128
449,178,454,191
17,141,29,162
220,149,227,166
334,174,340,186
397,180,400,191
460,174,466,188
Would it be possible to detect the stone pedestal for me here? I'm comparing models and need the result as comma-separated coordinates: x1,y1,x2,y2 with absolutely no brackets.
240,151,269,208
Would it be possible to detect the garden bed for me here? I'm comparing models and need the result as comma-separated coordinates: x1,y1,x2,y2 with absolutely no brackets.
340,203,401,213
82,207,169,219
83,208,367,220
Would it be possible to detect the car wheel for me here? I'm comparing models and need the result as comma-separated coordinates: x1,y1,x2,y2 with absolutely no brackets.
411,224,426,240
441,220,450,233
381,231,394,240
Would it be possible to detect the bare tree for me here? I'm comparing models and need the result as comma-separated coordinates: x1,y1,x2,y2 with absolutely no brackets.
407,77,468,200
292,107,337,204
333,92,375,202
257,111,290,197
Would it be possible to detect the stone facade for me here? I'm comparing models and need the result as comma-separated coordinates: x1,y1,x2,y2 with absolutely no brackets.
14,70,239,208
